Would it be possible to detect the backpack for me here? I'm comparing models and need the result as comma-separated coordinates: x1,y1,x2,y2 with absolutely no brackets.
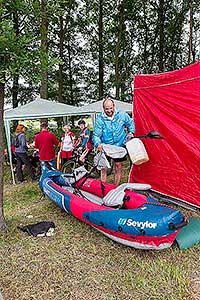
12,133,21,148
12,136,19,148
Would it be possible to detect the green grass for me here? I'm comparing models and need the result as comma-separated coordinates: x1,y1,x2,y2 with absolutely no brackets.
0,164,199,300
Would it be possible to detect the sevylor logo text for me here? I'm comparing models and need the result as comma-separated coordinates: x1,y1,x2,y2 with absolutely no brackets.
118,218,157,229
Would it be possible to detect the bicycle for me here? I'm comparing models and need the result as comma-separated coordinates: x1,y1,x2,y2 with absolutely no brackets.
61,131,161,180
61,148,100,178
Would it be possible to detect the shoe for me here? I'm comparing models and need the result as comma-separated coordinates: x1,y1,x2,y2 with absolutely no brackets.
17,180,27,184
32,178,38,183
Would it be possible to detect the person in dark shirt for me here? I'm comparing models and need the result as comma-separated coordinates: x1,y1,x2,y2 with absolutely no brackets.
14,124,36,183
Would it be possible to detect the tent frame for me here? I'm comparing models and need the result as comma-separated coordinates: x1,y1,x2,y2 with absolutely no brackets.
4,99,84,184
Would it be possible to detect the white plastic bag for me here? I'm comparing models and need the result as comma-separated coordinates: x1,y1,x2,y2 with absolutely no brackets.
102,144,127,158
94,152,111,170
126,138,149,165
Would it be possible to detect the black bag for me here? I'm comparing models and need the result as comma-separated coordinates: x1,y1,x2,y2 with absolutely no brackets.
17,221,55,237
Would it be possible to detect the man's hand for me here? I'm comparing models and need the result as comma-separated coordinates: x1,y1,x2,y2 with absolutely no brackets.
126,132,134,142
97,144,103,152
127,132,134,138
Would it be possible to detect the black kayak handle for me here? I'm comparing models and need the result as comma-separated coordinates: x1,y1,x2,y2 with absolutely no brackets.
168,217,188,230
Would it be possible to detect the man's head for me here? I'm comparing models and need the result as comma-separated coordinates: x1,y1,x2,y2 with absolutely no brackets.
15,124,25,133
78,120,86,130
41,122,48,130
103,97,115,117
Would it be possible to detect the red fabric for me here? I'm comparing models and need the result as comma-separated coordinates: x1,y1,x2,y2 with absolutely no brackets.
61,132,75,141
129,62,200,208
34,130,59,161
60,150,73,159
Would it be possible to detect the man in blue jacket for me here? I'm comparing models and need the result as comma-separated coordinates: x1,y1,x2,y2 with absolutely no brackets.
93,97,135,185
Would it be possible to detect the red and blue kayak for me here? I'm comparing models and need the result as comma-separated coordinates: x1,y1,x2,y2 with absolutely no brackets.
39,167,187,250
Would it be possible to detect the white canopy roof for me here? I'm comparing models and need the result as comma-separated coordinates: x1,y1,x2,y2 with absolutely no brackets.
4,98,80,121
79,99,133,114
4,98,133,121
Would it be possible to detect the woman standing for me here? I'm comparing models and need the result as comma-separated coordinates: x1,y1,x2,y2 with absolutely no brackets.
14,124,36,183
60,124,76,166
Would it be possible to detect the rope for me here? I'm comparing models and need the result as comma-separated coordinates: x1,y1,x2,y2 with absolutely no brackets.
134,75,200,90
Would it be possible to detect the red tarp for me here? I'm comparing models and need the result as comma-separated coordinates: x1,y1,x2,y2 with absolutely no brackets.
129,62,200,208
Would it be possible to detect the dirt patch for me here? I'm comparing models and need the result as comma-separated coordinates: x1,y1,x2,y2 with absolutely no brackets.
190,270,200,300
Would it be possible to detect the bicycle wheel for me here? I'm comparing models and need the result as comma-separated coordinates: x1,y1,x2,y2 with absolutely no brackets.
61,159,80,174
85,152,100,178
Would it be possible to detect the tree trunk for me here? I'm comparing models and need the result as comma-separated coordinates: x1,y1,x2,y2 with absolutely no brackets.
58,4,72,104
67,41,74,105
40,0,48,99
115,1,124,99
58,16,64,103
188,0,193,64
0,82,6,231
12,75,19,108
98,0,104,99
12,10,20,108
158,0,165,72
58,12,70,103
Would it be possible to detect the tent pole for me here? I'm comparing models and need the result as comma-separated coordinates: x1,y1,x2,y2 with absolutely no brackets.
63,116,67,124
91,113,96,128
5,120,16,184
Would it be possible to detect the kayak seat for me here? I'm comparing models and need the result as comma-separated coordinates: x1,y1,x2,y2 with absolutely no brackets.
80,190,104,205
103,183,151,208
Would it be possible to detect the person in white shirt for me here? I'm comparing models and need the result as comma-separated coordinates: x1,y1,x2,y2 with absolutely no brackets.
60,124,76,165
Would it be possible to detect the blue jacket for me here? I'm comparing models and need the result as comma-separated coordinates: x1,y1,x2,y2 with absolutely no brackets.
93,110,135,147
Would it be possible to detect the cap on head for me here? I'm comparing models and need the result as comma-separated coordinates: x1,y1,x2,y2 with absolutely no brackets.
78,120,86,126
15,124,25,133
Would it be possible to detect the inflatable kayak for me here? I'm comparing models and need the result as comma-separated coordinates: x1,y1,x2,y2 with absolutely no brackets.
39,165,187,250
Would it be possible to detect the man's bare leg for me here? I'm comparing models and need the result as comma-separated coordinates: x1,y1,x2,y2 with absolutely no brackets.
114,162,123,186
101,168,107,182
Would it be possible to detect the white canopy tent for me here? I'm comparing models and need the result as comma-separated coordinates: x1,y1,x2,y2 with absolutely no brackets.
4,98,133,183
4,98,82,183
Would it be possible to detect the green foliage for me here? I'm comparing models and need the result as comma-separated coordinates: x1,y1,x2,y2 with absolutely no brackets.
1,0,200,105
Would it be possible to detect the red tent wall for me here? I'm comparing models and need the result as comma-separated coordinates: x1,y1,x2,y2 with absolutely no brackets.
129,62,200,208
